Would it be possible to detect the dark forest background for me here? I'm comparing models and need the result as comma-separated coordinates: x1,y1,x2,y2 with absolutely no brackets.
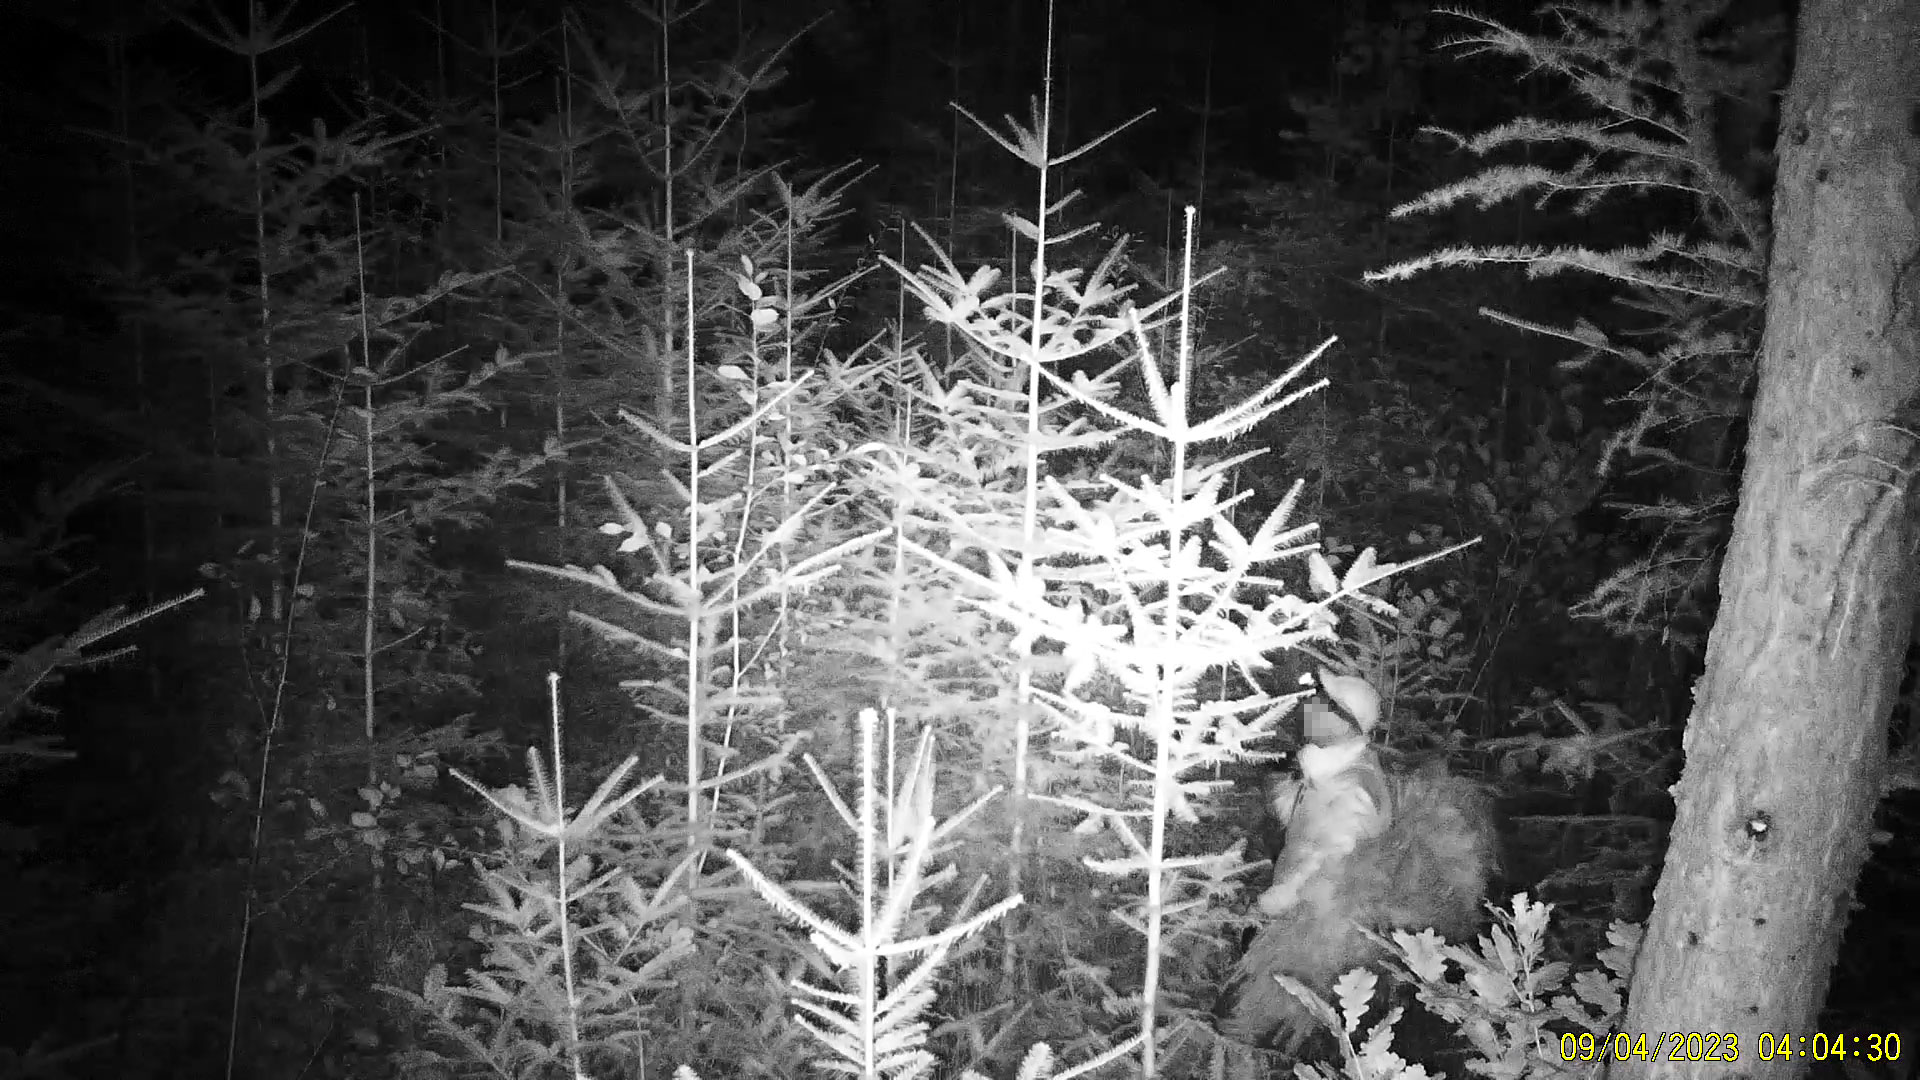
2,0,1913,1077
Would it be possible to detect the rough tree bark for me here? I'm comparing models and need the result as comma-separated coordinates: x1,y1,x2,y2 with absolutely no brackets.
1612,0,1920,1077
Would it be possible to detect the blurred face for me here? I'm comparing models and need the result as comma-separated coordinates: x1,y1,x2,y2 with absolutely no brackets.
1302,698,1362,745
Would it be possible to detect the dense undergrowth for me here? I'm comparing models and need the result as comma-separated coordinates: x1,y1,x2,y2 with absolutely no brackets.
3,1,1917,1079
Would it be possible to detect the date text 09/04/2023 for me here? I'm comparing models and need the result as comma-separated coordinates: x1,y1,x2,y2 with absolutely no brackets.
1559,1032,1904,1063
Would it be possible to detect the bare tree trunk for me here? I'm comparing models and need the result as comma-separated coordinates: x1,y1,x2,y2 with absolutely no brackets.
1613,0,1920,1076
